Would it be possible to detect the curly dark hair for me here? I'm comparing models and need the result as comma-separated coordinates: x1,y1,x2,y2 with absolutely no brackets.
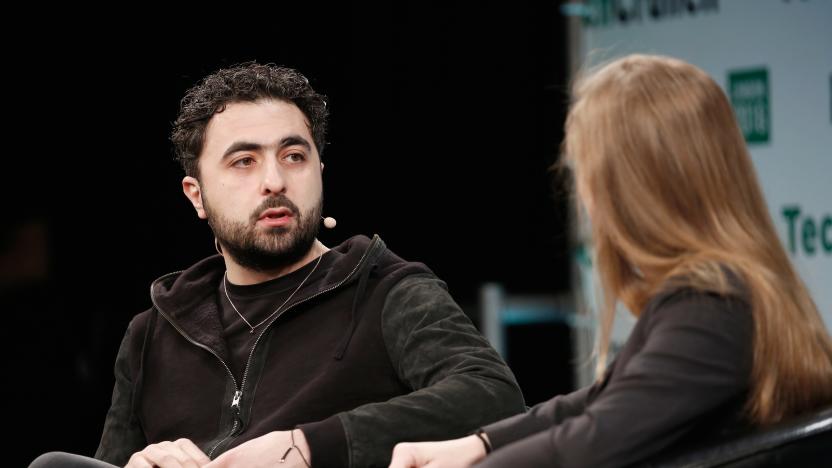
171,62,329,178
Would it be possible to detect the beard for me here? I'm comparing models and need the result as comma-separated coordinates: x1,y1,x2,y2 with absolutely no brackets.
204,192,322,272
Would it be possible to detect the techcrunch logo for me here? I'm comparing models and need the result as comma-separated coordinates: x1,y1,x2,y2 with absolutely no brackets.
782,206,832,256
578,0,719,27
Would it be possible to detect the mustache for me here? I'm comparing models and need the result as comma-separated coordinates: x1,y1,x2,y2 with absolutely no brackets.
249,195,300,222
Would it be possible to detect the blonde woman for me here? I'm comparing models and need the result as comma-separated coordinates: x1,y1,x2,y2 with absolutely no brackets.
388,54,832,468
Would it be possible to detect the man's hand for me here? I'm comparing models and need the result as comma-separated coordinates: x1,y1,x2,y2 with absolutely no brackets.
125,439,210,468
388,435,487,468
205,429,311,468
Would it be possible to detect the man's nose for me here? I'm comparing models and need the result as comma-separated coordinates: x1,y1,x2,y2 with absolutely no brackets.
261,159,287,195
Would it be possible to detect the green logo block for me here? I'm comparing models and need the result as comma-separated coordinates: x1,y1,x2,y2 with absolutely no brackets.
728,67,770,144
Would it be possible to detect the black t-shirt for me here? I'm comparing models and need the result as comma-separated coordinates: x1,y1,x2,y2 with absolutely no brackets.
217,253,337,383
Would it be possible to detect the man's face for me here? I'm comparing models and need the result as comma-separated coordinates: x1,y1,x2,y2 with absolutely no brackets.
185,99,324,271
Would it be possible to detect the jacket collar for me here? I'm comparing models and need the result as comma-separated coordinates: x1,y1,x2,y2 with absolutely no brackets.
149,234,386,357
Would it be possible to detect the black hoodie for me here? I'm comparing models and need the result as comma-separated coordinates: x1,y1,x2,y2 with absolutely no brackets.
95,235,525,467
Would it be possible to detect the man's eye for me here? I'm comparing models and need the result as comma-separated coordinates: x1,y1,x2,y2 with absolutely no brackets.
233,157,255,167
285,153,305,163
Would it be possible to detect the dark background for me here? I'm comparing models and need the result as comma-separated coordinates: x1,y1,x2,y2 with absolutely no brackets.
2,3,573,464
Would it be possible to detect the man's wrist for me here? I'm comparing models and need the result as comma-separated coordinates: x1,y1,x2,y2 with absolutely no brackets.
277,429,312,467
292,429,312,465
297,417,348,467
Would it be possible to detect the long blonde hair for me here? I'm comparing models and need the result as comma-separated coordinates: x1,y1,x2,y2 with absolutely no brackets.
564,54,832,425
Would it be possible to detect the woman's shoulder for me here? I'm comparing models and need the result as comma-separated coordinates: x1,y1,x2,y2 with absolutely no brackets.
625,283,755,390
642,284,753,336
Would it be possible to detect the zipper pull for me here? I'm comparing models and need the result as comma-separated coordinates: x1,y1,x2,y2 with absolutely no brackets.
231,390,242,409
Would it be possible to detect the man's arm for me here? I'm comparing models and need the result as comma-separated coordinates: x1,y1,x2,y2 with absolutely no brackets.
95,321,149,466
302,273,527,467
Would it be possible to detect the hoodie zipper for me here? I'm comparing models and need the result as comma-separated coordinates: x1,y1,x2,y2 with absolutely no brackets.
149,240,378,458
148,276,243,457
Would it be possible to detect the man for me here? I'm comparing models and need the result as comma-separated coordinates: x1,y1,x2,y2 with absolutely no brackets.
89,62,524,467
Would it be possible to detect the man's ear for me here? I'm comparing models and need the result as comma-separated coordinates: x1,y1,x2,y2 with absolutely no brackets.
182,176,207,219
320,162,325,172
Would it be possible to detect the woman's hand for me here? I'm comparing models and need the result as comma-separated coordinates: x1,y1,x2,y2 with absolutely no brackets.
388,435,488,468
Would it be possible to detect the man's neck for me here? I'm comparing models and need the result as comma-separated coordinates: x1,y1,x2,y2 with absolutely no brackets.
224,240,329,285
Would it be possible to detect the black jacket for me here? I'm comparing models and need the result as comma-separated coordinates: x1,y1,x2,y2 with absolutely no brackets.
477,287,754,468
95,235,525,467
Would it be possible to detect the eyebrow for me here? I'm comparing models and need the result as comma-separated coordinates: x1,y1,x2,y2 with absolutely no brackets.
221,135,313,160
